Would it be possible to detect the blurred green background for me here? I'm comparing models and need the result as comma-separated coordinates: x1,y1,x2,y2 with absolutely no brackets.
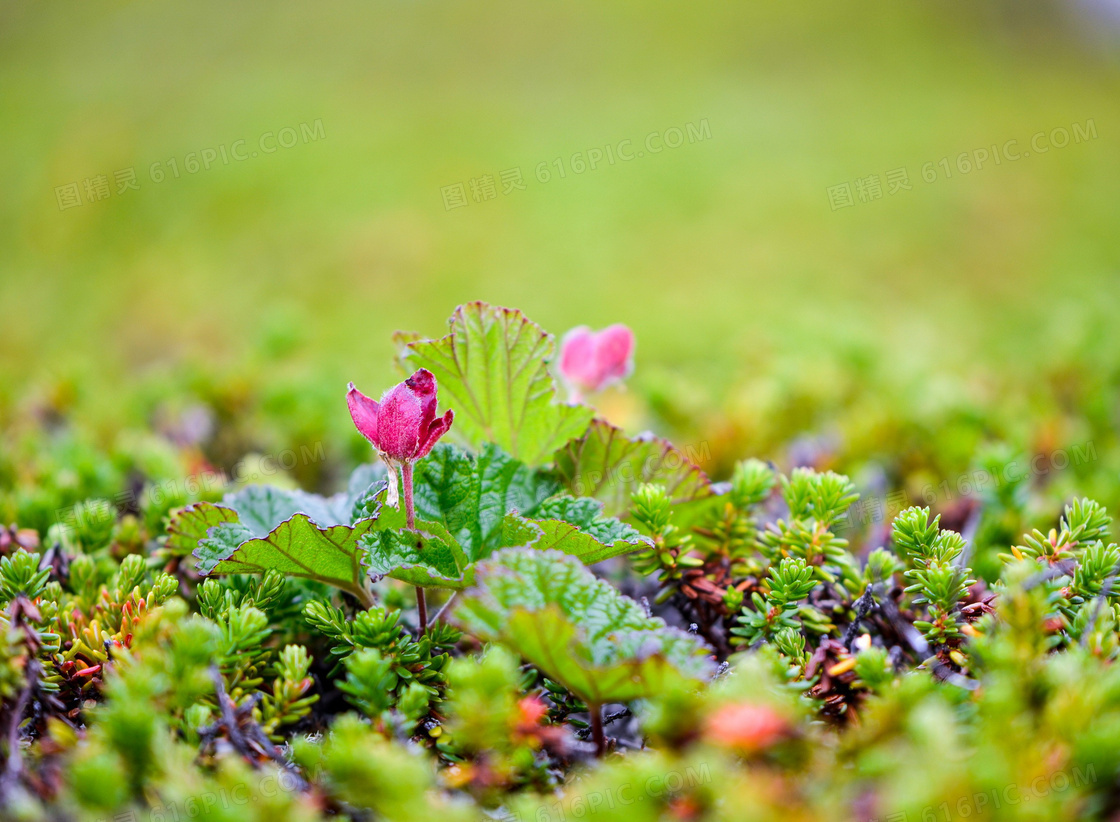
1,0,1119,495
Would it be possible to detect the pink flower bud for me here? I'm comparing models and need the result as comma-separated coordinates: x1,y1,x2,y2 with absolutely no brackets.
347,369,454,465
559,324,635,399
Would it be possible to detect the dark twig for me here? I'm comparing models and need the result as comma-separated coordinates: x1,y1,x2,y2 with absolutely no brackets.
1,597,49,807
208,666,252,756
576,707,631,738
877,593,928,658
930,660,981,691
843,585,877,651
1,662,35,801
879,592,979,691
954,504,984,570
202,667,308,790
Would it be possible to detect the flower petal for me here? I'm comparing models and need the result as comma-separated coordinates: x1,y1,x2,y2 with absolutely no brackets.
376,382,424,461
415,409,454,460
559,326,599,391
592,324,635,387
346,382,380,445
404,368,438,431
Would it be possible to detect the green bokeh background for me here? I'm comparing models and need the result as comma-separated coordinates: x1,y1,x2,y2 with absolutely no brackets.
1,0,1118,465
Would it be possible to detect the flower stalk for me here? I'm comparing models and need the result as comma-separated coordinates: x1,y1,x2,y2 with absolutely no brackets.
347,368,454,629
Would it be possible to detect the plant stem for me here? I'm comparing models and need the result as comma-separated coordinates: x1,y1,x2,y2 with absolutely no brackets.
401,462,416,529
589,703,605,757
401,461,427,632
416,589,428,633
352,585,376,610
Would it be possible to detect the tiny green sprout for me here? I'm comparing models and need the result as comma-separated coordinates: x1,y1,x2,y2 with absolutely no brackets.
631,483,672,535
865,547,903,584
70,499,116,552
782,468,859,527
854,646,895,693
114,554,147,600
339,649,398,719
773,625,807,665
891,506,941,568
730,458,777,510
732,557,818,647
0,551,50,603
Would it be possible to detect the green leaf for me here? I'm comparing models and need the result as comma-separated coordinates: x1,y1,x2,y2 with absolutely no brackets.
180,446,641,599
399,302,595,465
367,447,618,589
199,514,378,603
362,496,473,589
553,420,712,517
227,484,355,534
183,468,389,604
166,502,239,557
412,443,560,561
455,549,714,705
500,495,652,564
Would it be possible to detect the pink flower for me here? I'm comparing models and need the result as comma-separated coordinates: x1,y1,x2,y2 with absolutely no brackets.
347,369,454,465
559,324,635,400
348,368,452,631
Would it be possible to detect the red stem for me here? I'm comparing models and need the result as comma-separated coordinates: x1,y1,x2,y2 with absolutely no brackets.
401,462,427,632
589,703,605,757
402,462,415,529
416,589,428,634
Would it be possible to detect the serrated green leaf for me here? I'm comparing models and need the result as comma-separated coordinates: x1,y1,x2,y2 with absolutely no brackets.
553,420,712,517
200,514,378,603
500,495,652,564
227,484,355,535
362,495,473,589
399,302,595,465
184,470,388,604
166,501,239,556
533,495,646,544
181,446,639,600
412,443,559,561
455,548,714,705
